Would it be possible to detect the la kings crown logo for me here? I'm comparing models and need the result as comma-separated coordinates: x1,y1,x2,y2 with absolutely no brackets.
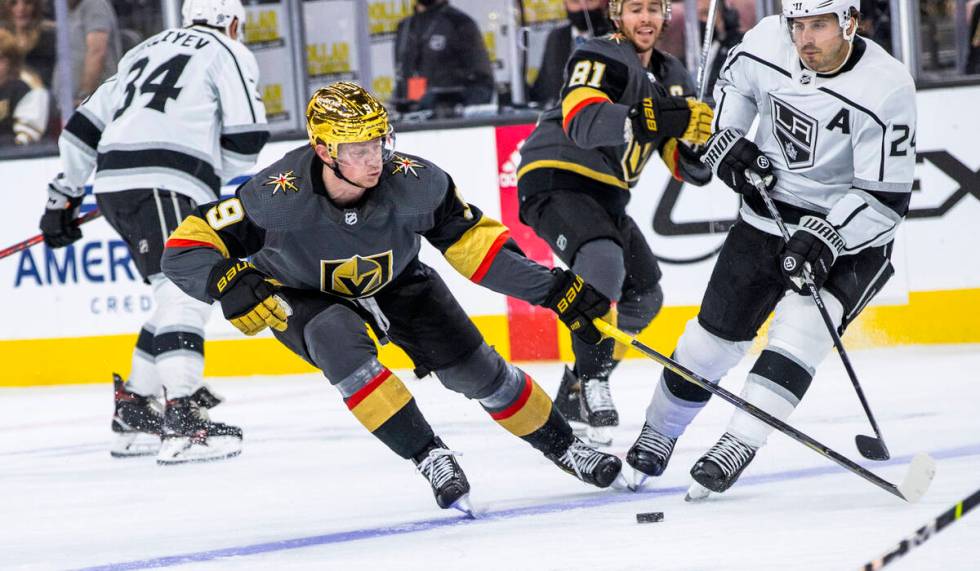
770,96,817,170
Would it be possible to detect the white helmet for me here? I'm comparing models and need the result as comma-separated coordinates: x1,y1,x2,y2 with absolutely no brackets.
182,0,245,35
782,0,860,38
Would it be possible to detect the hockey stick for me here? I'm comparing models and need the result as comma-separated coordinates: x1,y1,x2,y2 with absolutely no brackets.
695,0,722,102
861,487,980,570
746,172,892,462
0,208,102,261
592,318,936,503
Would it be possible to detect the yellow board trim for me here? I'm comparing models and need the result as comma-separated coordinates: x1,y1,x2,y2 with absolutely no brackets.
495,379,553,437
443,216,508,279
349,374,413,432
0,315,510,386
561,86,611,121
516,159,629,190
2,289,979,387
169,215,231,259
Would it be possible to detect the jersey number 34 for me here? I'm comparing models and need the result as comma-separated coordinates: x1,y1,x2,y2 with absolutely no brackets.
113,54,192,120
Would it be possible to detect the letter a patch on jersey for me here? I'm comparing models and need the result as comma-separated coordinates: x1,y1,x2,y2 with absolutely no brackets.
770,96,817,170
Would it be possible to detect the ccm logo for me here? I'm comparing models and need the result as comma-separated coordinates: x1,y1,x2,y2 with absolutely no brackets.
557,277,585,313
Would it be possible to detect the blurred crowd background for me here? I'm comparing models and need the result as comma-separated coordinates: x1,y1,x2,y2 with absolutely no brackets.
1,0,977,155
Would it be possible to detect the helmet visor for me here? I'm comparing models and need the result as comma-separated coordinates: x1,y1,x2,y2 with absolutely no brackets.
334,128,396,168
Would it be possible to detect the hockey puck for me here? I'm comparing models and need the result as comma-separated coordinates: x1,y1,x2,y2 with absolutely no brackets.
636,511,664,523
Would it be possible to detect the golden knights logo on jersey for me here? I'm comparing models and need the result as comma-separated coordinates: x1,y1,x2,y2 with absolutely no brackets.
770,95,817,170
321,251,393,298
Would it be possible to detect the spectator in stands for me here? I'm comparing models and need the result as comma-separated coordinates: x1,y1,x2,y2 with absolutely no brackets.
857,0,892,54
0,0,56,87
699,0,744,103
57,0,121,105
529,0,612,108
968,0,980,74
0,28,48,145
393,0,494,116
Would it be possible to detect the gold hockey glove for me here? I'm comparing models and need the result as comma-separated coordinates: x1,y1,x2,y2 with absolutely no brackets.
207,259,289,336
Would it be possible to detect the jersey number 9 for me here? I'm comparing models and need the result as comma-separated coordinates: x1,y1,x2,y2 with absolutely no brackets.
205,198,245,230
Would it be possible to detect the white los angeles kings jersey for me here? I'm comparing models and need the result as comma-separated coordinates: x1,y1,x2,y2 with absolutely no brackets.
713,16,916,255
59,25,269,205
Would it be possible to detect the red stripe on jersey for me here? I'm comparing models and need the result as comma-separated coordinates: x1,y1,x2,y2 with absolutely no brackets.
165,238,219,250
490,375,533,421
562,97,609,133
344,369,393,410
469,230,511,284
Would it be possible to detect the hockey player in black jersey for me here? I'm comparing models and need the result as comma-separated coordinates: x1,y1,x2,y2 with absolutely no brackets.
162,82,625,513
628,0,917,497
516,0,714,446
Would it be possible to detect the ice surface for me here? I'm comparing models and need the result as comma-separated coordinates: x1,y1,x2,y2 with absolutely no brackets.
1,345,978,570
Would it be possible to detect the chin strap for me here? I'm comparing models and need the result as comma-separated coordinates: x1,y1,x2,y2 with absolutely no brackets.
328,161,372,189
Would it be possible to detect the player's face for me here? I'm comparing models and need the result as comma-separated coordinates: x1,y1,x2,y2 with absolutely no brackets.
618,0,664,53
336,137,386,187
790,14,851,72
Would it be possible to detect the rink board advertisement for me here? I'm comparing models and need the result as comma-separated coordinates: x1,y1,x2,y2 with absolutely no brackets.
0,86,978,385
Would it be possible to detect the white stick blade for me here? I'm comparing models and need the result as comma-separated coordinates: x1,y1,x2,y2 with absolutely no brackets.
898,453,937,503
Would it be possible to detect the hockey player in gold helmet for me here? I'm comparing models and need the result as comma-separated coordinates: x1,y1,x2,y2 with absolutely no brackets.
164,83,630,513
305,81,396,198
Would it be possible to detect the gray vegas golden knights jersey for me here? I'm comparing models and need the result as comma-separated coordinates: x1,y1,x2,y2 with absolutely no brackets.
161,146,556,307
517,34,694,214
58,25,269,205
715,15,916,254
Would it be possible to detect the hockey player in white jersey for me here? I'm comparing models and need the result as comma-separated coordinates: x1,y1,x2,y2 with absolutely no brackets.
624,0,916,496
38,0,269,464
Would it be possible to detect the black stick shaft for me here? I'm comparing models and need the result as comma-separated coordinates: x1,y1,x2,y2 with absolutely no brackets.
748,174,889,456
593,320,907,501
862,488,980,570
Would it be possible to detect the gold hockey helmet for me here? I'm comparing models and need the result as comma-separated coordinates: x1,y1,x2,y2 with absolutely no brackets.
609,0,672,23
306,82,392,160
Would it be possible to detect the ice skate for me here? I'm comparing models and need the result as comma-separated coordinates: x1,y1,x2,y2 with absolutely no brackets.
110,373,163,458
546,436,624,489
579,377,618,447
689,432,758,494
157,387,242,465
414,437,472,516
626,423,677,489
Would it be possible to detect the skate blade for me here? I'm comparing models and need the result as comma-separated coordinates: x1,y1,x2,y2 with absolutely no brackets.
684,481,712,502
585,426,614,448
451,494,477,518
630,469,651,492
110,432,161,458
568,419,589,437
610,471,633,492
156,435,242,465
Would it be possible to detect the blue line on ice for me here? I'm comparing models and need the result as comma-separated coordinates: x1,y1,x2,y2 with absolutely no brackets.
76,443,980,570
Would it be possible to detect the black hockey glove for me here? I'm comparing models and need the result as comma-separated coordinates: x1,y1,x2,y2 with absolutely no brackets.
780,216,845,295
543,269,611,345
700,128,775,196
39,174,84,248
207,259,290,336
628,87,713,147
661,139,712,186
